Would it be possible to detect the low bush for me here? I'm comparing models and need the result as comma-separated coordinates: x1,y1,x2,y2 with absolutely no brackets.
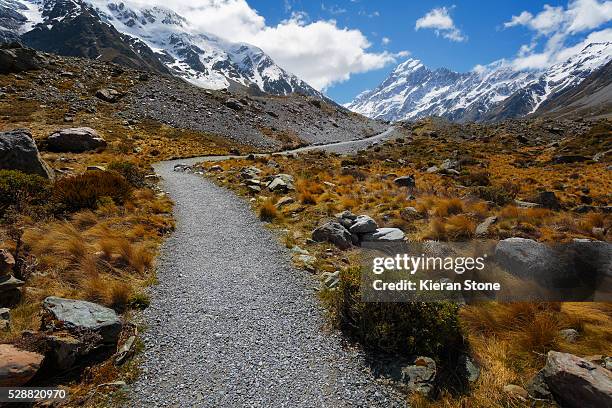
328,267,463,358
107,161,147,188
259,198,278,222
0,170,51,217
471,182,519,206
53,171,132,212
459,170,490,186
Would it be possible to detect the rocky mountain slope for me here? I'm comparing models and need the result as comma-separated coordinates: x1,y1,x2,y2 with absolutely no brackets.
0,44,384,151
520,59,612,120
1,0,323,98
348,42,612,122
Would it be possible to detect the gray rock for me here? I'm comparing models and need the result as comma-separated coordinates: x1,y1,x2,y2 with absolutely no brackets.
494,238,557,280
542,351,612,408
400,357,436,397
47,127,107,153
393,175,416,188
361,228,405,242
0,43,47,74
552,155,589,164
526,369,553,399
275,196,295,208
0,129,54,179
459,354,480,383
0,275,24,308
225,98,244,111
349,215,378,234
115,335,136,365
514,199,541,208
559,328,579,343
240,166,262,179
426,166,439,173
322,271,340,289
475,216,497,237
45,333,82,371
537,191,560,210
503,384,528,400
42,296,123,344
96,88,122,103
312,221,353,250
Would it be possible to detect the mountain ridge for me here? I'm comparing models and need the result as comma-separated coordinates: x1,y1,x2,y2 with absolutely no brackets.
347,42,612,122
1,0,324,98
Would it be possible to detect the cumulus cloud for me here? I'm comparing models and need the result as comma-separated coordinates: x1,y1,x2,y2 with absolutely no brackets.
504,0,612,69
102,0,403,91
415,6,467,42
381,37,391,45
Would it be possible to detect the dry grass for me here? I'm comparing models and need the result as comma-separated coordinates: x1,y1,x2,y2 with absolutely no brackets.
197,123,611,407
259,197,279,222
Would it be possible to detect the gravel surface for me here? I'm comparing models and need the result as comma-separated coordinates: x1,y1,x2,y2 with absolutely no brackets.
130,154,406,407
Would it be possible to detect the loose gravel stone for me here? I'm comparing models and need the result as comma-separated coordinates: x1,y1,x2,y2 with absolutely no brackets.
130,157,406,407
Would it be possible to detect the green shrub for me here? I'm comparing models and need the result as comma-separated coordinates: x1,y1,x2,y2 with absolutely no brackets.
53,171,132,212
327,267,463,358
0,170,51,216
471,182,519,206
107,161,146,188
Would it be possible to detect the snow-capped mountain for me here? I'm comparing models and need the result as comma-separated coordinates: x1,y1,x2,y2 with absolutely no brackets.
486,42,612,120
1,0,323,97
348,42,612,122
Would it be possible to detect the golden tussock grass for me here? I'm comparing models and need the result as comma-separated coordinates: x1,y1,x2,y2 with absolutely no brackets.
259,197,279,222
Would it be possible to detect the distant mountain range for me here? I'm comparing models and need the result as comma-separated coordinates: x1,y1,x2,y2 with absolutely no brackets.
347,42,612,122
0,0,323,97
1,0,610,122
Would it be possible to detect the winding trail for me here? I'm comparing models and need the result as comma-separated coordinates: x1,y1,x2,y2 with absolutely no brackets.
130,128,405,407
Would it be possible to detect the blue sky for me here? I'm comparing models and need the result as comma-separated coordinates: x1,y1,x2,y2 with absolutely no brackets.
144,0,612,103
247,0,612,103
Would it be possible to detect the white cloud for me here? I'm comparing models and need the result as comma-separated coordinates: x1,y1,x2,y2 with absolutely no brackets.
382,37,391,45
504,0,612,69
415,6,467,42
100,0,403,91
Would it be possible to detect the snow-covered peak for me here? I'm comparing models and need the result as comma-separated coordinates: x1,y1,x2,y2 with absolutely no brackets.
347,42,612,122
1,0,323,97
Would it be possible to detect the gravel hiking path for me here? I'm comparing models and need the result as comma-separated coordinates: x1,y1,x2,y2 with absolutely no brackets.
130,128,406,407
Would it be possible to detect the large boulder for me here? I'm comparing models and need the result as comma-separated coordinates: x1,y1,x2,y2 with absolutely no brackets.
542,351,612,408
394,175,416,188
47,127,107,153
495,238,558,281
42,297,122,344
0,42,47,74
0,129,54,179
312,221,353,250
0,344,44,386
495,237,610,290
361,228,405,242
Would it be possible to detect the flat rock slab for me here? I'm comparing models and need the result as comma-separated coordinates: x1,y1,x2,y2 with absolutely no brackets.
362,227,405,242
129,160,405,407
0,344,44,387
543,351,612,408
42,297,122,344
